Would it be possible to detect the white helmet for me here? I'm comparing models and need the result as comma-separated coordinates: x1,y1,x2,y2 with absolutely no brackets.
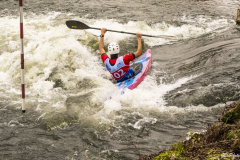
108,42,120,56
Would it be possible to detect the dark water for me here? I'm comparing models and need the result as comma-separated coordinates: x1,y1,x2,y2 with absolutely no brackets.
0,0,240,159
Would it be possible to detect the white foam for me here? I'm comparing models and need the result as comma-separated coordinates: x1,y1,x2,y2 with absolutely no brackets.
0,12,233,85
36,113,46,121
31,81,54,96
128,112,158,129
0,72,9,82
7,120,24,127
82,15,234,46
96,75,199,115
0,12,233,129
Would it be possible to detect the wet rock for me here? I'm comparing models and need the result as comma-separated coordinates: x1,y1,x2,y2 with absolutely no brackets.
220,101,240,123
140,101,240,160
237,9,240,25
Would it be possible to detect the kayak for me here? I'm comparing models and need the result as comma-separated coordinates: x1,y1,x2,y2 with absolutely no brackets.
115,49,152,91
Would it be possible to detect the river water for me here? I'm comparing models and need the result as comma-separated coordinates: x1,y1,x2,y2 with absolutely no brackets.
0,0,240,159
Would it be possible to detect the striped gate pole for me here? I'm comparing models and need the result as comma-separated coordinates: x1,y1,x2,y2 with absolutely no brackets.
19,0,25,113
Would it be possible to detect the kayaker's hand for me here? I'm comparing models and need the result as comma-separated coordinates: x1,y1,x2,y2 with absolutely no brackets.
101,28,107,35
136,32,142,39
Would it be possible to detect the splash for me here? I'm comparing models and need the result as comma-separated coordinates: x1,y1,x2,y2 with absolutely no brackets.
0,12,232,130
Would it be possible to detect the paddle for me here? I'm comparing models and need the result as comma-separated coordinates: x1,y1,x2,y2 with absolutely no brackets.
66,20,177,40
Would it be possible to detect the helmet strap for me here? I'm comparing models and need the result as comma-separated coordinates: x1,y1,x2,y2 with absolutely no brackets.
110,54,118,59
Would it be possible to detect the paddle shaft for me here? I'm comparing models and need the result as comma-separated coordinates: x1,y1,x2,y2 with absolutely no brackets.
90,27,175,39
66,20,177,40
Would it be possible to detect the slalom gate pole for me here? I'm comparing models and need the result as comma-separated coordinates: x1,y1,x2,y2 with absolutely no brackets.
19,0,25,113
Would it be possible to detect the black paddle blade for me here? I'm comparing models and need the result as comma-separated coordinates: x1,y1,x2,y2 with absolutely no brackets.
66,20,90,30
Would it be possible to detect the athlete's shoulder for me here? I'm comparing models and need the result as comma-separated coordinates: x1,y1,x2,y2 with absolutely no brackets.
101,53,109,63
124,53,135,59
123,53,135,64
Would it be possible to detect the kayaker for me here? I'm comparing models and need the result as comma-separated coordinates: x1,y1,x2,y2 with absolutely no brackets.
99,28,142,83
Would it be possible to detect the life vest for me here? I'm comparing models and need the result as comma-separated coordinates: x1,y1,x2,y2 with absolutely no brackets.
104,56,134,82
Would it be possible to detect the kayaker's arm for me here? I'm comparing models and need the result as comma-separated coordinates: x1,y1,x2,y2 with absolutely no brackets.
133,32,142,58
99,28,107,55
